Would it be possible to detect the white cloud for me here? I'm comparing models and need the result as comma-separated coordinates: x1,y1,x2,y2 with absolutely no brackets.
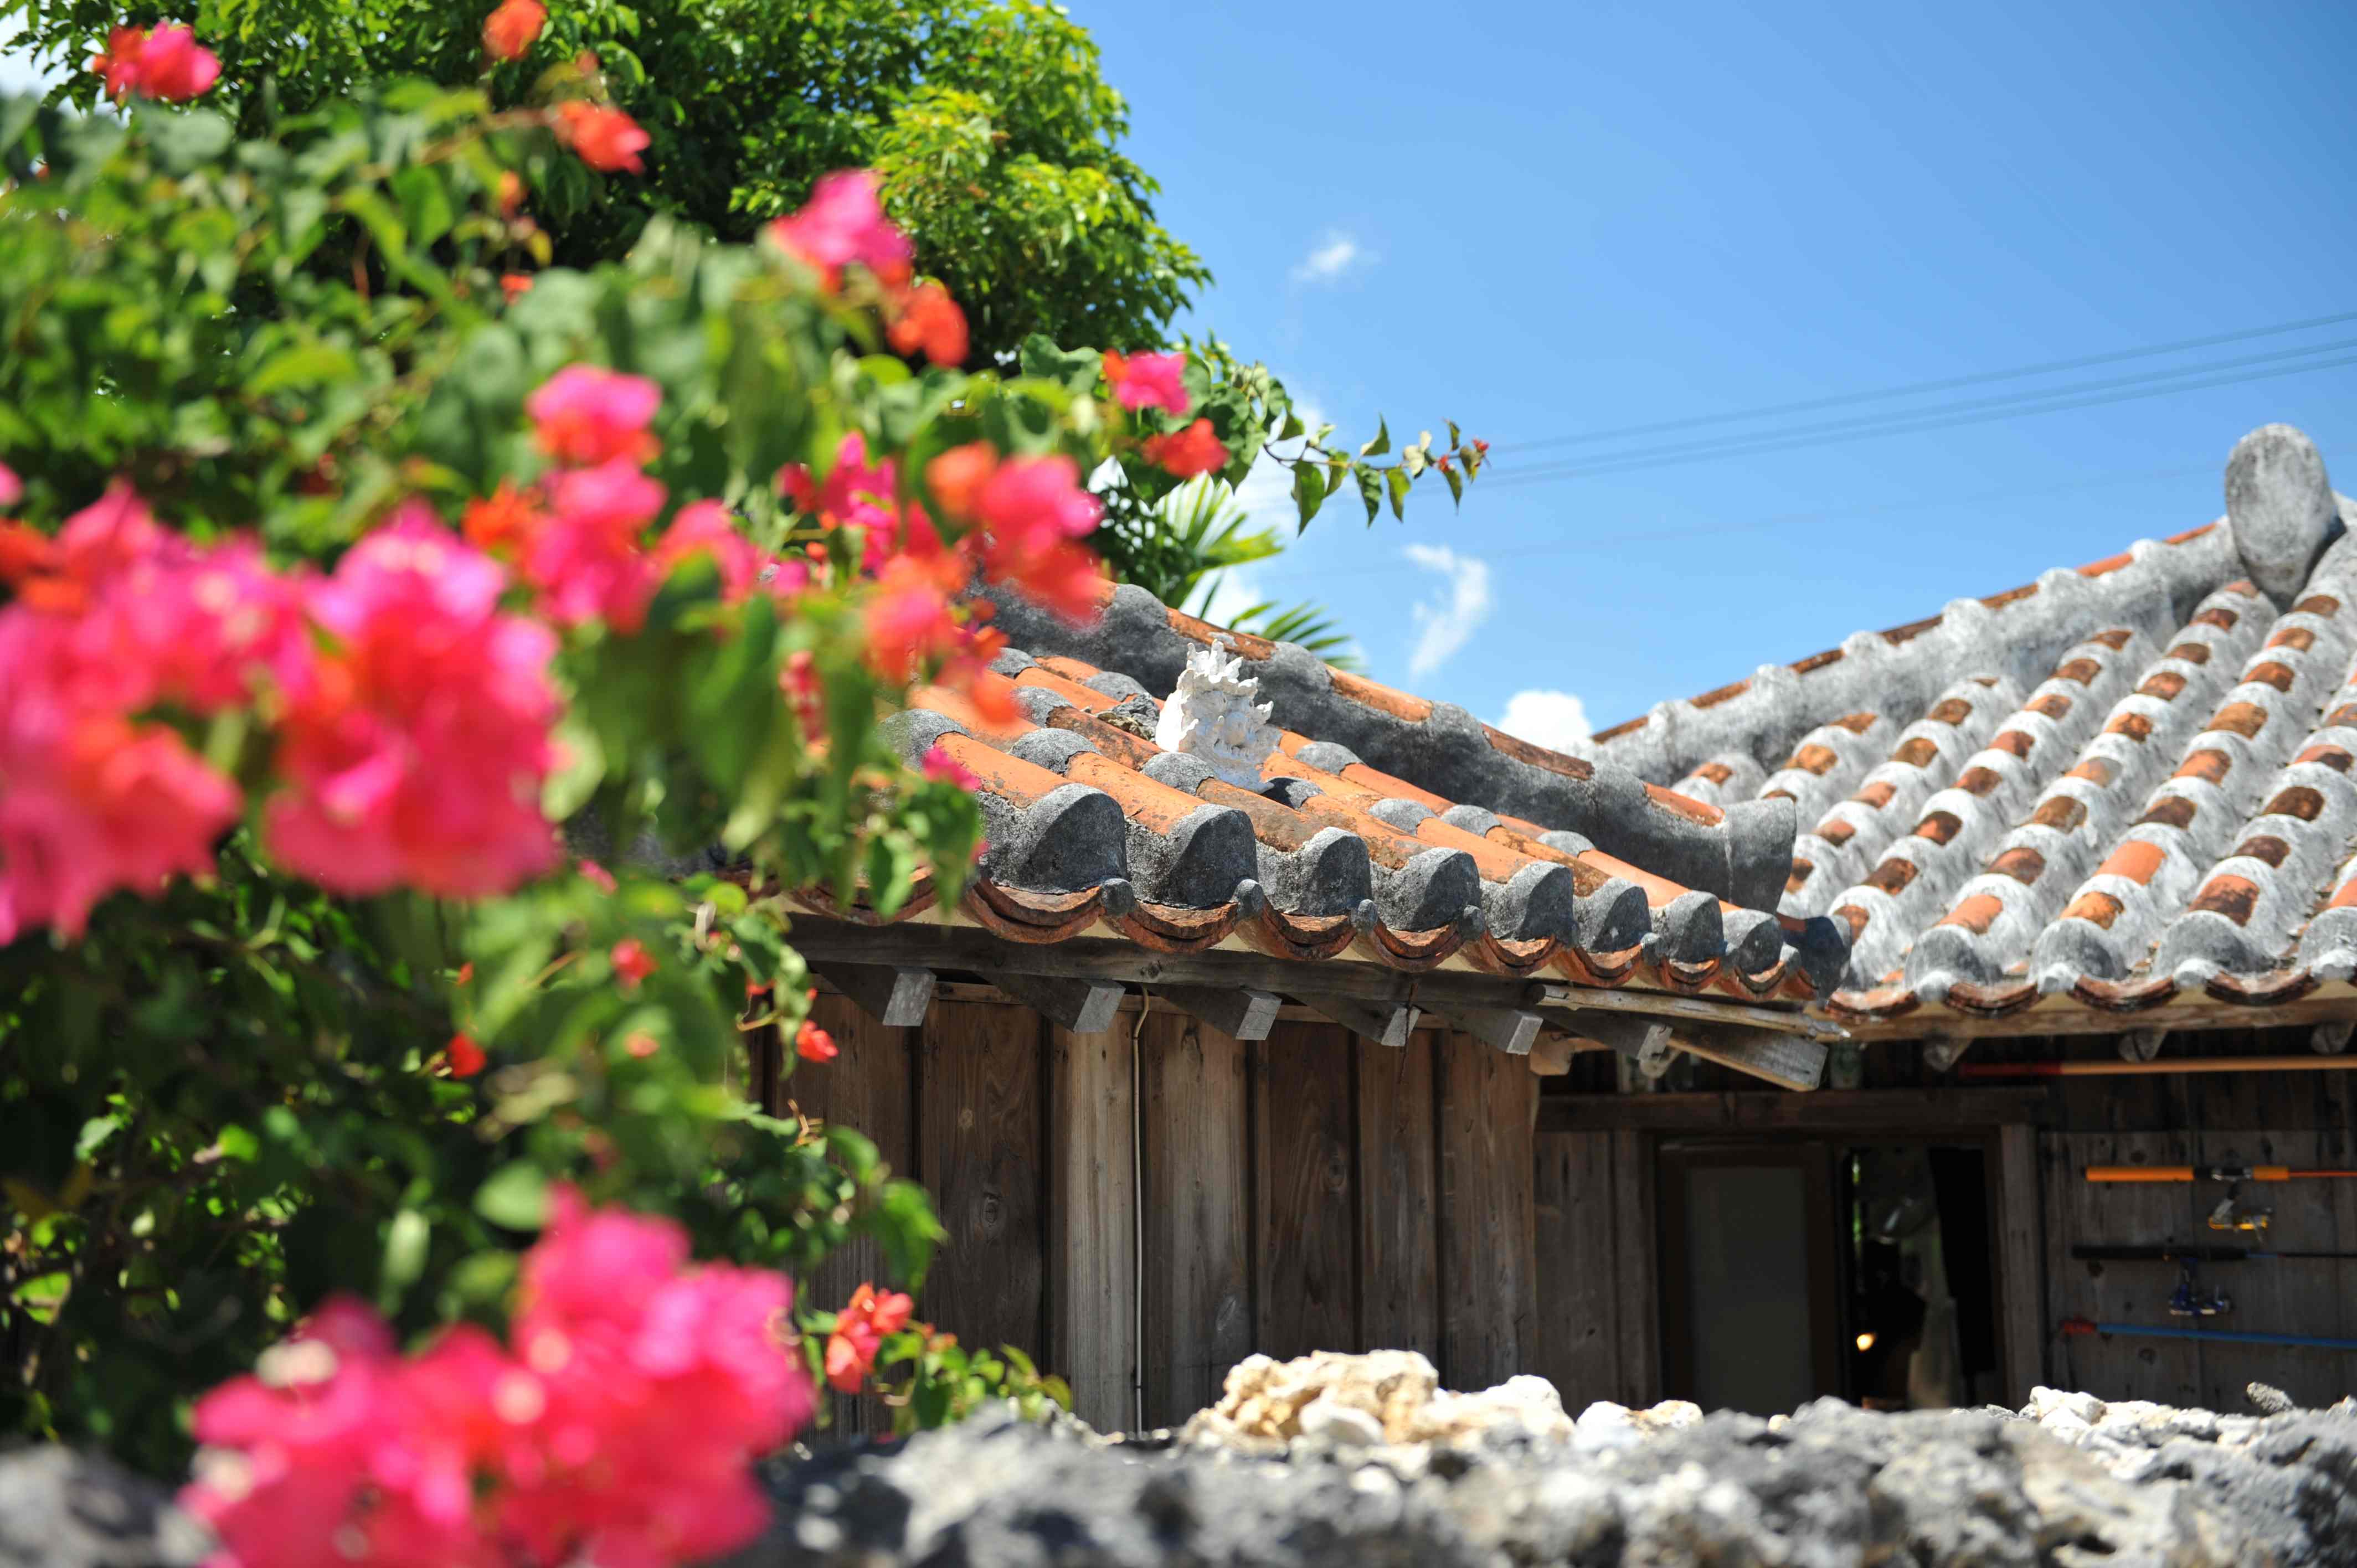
1402,543,1490,679
1290,233,1363,285
1493,689,1593,752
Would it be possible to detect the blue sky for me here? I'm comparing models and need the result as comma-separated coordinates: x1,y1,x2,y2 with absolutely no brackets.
1074,0,2357,749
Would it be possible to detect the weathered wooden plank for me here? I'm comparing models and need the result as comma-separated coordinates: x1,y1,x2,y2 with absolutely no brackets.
1610,1127,1661,1405
992,971,1123,1035
1156,984,1282,1042
1445,1004,1542,1056
1438,1031,1538,1389
811,961,935,1027
2192,1128,2347,1410
1534,1129,1622,1410
1669,1025,1828,1091
1539,1087,2051,1133
1046,1020,1138,1432
1253,1020,1359,1360
1994,1123,2047,1404
1139,1013,1252,1428
782,992,914,1438
917,1000,1046,1374
2047,1129,2202,1405
1357,1029,1440,1359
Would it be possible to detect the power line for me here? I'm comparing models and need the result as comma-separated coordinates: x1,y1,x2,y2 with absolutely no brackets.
1491,308,2357,456
1476,343,2357,491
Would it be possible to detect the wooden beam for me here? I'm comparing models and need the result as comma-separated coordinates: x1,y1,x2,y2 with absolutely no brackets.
1669,1024,1829,1092
1152,984,1282,1042
1834,987,2357,1043
1442,1004,1541,1056
1536,1085,2052,1133
809,962,935,1028
1530,981,1845,1040
780,917,1827,1035
992,971,1123,1035
1294,993,1421,1048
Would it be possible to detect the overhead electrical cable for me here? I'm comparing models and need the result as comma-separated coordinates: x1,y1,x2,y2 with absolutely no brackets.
1490,308,2357,456
1476,341,2357,491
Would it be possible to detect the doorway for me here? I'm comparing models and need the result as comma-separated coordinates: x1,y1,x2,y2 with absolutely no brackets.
1658,1136,2003,1414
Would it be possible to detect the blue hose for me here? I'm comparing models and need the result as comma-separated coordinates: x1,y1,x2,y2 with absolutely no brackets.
2074,1319,2357,1352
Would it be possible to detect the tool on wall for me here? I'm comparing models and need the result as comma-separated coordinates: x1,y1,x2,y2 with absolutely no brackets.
2207,1196,2272,1234
2082,1164,2357,1183
2166,1262,2231,1318
2060,1317,2357,1353
2073,1244,2357,1263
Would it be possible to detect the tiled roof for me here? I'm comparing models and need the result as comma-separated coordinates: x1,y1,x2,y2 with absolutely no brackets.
840,584,1850,1010
1585,424,2357,1027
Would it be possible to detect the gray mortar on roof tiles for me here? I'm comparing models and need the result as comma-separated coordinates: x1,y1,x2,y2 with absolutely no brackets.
2030,574,2357,986
1902,583,2273,999
1784,675,2023,919
976,581,1799,911
1757,713,1898,827
1830,628,2152,989
1671,751,1769,809
1593,527,2242,787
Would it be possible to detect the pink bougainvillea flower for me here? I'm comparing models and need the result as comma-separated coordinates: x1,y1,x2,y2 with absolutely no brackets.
1101,350,1190,416
652,500,764,604
919,742,978,792
555,101,649,174
766,170,912,289
886,281,967,368
861,553,964,681
775,433,934,577
461,481,545,560
0,462,19,508
609,937,655,989
779,648,823,735
135,22,220,100
1141,416,1228,480
958,455,1106,624
823,1283,913,1392
794,1018,837,1064
528,459,665,632
264,507,562,900
526,365,661,467
578,858,617,895
483,0,547,62
90,23,218,102
184,1202,811,1568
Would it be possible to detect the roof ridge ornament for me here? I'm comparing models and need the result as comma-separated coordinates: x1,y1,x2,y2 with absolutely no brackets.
1155,633,1282,788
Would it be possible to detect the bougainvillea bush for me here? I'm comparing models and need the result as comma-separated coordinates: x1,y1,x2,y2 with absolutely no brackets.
0,13,1480,1563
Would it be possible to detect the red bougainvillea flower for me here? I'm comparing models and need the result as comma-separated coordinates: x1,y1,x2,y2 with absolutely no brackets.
528,460,665,631
445,1033,487,1077
265,507,561,899
923,442,995,524
920,742,978,792
1101,350,1190,416
483,0,547,61
461,481,544,559
886,281,967,367
766,170,912,289
779,648,824,735
774,432,924,575
0,462,19,508
609,937,656,990
1141,416,1228,480
501,272,535,303
794,1018,837,1064
91,23,219,102
555,100,649,174
526,365,661,467
824,1283,914,1392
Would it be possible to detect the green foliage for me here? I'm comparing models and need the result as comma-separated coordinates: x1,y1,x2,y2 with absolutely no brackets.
872,1330,1071,1433
1117,477,1361,669
0,0,1212,362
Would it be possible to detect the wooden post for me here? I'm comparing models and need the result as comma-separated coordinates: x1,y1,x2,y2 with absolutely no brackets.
1994,1122,2046,1405
1139,1013,1252,1427
1357,1028,1440,1359
1437,1030,1538,1388
1252,1021,1358,1361
1047,1020,1138,1431
917,1002,1047,1373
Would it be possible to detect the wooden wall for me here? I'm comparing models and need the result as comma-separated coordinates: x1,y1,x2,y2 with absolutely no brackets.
777,991,1539,1434
1536,1023,2357,1414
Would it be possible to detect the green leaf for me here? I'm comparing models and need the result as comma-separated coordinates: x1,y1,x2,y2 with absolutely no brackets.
1386,466,1411,520
1355,466,1382,525
146,108,233,171
1358,416,1390,458
381,1209,430,1301
1290,462,1326,532
1442,463,1464,506
391,164,455,249
473,1162,550,1231
1447,420,1462,451
249,343,362,397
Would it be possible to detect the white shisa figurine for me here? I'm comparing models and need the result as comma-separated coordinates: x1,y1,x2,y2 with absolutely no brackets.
1154,635,1282,789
